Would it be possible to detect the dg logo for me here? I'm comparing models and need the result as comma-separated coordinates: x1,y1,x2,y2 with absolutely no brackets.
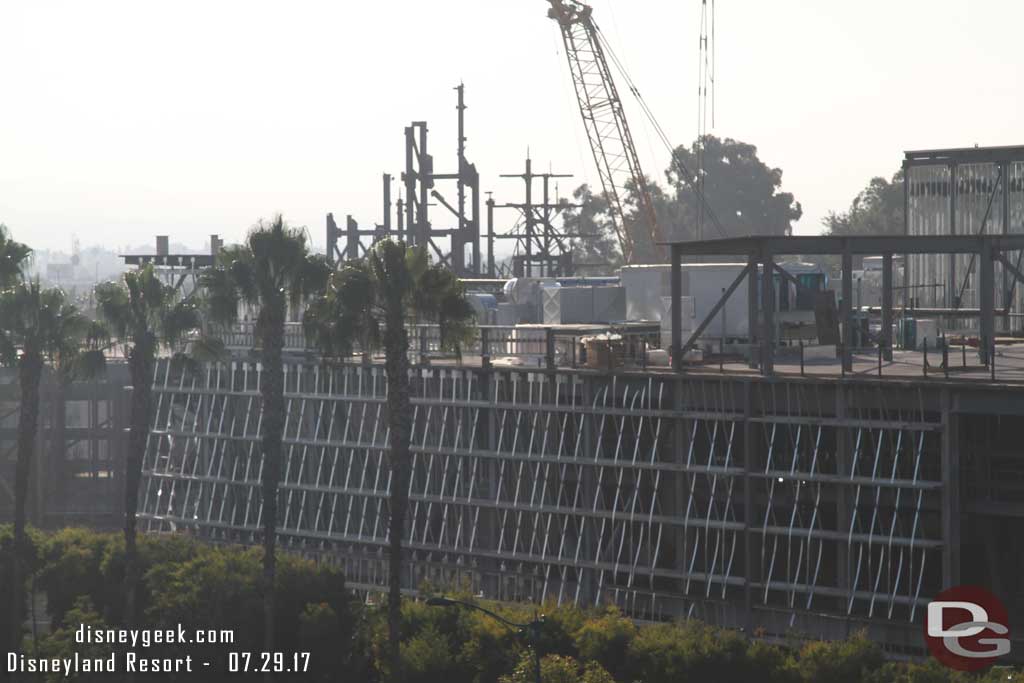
925,585,1011,671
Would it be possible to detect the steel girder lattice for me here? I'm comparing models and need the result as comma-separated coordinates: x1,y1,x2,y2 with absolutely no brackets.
139,360,946,636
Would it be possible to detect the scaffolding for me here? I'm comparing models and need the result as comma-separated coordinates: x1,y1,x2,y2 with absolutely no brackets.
904,146,1024,328
133,355,1017,654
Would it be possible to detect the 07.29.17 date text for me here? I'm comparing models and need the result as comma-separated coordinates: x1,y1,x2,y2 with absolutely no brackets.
228,652,310,673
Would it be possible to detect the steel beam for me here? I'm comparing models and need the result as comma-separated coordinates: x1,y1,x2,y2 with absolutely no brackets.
664,234,1024,257
760,251,774,376
842,248,853,372
747,253,758,369
979,241,994,366
678,264,751,359
671,246,682,371
882,253,893,361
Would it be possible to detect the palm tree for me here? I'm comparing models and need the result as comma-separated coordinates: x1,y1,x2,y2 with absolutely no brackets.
0,281,102,651
0,224,31,288
94,265,203,625
303,239,474,674
199,215,330,657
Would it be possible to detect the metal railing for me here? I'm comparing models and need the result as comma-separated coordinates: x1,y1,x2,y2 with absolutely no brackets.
219,321,665,370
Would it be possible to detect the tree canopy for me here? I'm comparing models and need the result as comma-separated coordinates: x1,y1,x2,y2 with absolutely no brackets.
560,135,802,267
0,224,31,289
665,135,803,240
823,170,904,236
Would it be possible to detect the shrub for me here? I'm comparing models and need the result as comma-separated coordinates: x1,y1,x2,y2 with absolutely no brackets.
794,631,885,683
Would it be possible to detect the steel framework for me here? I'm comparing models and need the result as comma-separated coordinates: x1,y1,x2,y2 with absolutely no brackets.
903,146,1024,326
489,157,578,278
327,86,481,275
137,357,1001,654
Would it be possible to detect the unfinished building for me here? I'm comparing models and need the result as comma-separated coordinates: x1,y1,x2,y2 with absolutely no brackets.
126,235,1024,660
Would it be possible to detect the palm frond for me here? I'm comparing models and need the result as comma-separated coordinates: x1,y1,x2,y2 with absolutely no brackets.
73,349,108,380
0,280,98,380
161,300,201,350
199,266,241,326
0,224,31,288
95,280,131,339
189,335,228,363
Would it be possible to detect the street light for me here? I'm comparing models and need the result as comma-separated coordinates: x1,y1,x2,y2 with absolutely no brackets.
425,597,544,683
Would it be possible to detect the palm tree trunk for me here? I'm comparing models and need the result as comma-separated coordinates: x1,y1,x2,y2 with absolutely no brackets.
11,352,42,652
384,314,412,679
123,335,155,627
260,302,287,676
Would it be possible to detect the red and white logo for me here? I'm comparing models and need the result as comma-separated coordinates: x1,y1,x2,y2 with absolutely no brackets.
925,585,1011,671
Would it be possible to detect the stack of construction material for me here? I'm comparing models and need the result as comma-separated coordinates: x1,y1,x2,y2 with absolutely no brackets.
581,333,623,370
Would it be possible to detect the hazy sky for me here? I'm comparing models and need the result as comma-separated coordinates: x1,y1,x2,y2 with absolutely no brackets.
1,1,1021,254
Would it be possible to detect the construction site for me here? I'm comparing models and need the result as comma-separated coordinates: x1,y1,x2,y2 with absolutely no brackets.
1,0,1022,664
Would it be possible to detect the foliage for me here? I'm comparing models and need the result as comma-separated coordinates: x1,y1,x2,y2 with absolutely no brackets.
28,529,368,682
558,185,624,274
304,238,475,675
0,525,43,652
793,631,885,683
573,607,636,680
30,597,115,683
561,135,802,268
36,527,121,627
824,170,905,237
93,264,207,366
94,262,206,626
666,135,803,240
0,281,101,380
198,214,332,660
0,223,32,288
0,282,99,652
625,619,765,683
13,528,1024,682
304,239,475,360
199,215,331,334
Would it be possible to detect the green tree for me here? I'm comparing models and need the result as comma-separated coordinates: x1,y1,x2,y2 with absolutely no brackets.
666,134,803,240
500,653,612,683
793,631,884,683
0,224,31,287
824,170,904,236
94,264,203,627
199,215,330,659
303,239,474,676
0,281,101,651
31,597,115,683
558,184,623,274
573,607,636,681
562,136,801,269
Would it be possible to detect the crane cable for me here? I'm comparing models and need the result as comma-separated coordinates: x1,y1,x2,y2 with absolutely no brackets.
591,19,728,240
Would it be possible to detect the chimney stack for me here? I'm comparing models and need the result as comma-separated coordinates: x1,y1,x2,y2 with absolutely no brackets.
156,235,169,256
210,234,223,256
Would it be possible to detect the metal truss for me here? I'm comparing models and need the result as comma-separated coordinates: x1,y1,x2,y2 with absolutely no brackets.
138,360,946,634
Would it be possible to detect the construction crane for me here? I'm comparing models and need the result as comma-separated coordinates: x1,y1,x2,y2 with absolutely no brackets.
547,0,663,264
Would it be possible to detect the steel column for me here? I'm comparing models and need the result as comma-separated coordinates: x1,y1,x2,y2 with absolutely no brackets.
882,253,894,361
747,253,759,370
671,246,682,371
979,241,995,365
760,250,774,376
940,387,960,588
841,247,853,372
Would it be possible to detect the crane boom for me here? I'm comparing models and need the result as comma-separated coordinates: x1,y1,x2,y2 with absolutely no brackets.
547,0,662,264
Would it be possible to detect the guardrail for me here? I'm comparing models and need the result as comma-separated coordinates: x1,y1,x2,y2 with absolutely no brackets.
219,321,665,369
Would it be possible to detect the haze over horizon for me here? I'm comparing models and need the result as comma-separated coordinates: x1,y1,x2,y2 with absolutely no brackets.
2,0,1021,253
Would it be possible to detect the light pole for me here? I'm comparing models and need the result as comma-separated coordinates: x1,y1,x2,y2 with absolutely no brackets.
425,597,544,683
